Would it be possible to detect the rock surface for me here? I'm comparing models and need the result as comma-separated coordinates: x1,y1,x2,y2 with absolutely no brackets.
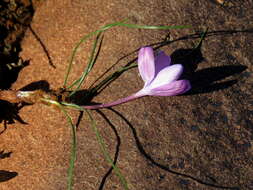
0,0,252,189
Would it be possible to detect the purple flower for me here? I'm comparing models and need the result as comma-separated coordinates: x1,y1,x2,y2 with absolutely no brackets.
135,47,191,97
84,47,191,109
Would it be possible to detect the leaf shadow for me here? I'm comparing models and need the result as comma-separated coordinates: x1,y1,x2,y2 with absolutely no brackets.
73,109,121,190
107,107,240,190
95,110,121,190
28,26,56,68
67,89,93,106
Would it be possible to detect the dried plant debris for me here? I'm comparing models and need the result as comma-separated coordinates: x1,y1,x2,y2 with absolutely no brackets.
0,0,34,51
0,0,34,89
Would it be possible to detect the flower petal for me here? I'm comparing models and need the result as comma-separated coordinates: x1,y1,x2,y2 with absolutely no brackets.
148,64,183,89
138,47,155,85
154,51,171,77
149,80,191,96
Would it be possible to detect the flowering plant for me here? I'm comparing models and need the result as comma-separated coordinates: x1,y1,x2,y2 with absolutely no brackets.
0,21,191,190
84,46,191,109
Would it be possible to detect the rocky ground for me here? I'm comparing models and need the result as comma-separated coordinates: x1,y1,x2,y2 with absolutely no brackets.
0,0,252,189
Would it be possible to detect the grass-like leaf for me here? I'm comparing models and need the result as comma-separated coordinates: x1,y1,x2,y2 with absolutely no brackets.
90,64,137,95
67,33,104,96
40,99,77,190
85,110,129,190
194,28,208,49
113,22,191,30
59,107,77,190
60,19,191,190
60,102,129,190
63,20,190,88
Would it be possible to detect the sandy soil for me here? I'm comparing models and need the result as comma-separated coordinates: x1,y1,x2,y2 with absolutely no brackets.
0,0,253,189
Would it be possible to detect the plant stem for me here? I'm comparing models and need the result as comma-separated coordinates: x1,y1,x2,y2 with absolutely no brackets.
83,92,144,109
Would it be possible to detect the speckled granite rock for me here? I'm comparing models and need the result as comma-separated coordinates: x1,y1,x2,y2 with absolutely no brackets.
0,0,252,189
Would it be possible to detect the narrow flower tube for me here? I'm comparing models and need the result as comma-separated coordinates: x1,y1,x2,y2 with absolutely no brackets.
83,47,191,109
83,93,145,109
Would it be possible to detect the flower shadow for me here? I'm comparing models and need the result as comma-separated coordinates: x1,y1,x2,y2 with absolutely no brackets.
186,65,247,95
170,47,247,95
